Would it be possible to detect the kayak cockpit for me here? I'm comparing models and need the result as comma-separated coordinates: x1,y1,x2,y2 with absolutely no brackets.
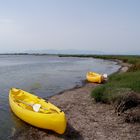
11,88,59,114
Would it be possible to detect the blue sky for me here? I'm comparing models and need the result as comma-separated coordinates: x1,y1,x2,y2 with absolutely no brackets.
0,0,140,54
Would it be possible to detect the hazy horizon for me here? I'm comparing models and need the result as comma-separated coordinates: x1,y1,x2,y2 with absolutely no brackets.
0,0,140,55
0,49,139,55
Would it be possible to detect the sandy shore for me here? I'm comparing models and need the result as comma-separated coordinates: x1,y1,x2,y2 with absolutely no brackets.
11,62,140,140
12,83,140,140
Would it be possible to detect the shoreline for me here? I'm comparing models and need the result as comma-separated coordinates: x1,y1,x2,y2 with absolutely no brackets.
48,58,123,99
48,60,140,140
113,59,132,73
11,60,140,140
48,59,129,99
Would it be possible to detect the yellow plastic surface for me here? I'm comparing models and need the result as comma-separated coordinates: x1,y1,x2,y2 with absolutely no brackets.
9,88,66,134
86,72,103,83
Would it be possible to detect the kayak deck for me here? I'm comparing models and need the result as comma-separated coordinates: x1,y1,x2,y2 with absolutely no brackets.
11,88,59,113
9,88,67,134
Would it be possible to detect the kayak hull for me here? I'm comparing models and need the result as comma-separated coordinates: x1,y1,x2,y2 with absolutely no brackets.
86,72,103,83
9,88,66,134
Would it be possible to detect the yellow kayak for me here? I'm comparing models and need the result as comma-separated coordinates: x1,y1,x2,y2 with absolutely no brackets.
9,88,67,134
86,72,105,83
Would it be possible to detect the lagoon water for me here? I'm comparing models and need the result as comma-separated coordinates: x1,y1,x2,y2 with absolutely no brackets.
0,55,120,139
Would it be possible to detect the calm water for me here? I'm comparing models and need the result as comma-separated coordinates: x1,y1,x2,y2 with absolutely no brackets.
0,55,120,139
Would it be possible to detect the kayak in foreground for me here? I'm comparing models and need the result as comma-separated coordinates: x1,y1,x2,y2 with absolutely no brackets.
9,88,67,134
86,72,107,83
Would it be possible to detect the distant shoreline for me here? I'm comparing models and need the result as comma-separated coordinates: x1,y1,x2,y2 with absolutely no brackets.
0,53,57,56
0,53,139,56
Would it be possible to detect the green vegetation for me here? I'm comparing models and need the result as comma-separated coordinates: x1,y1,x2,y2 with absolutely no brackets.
91,55,140,103
92,71,140,103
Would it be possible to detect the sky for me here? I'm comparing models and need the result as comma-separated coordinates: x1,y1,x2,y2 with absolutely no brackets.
0,0,140,54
